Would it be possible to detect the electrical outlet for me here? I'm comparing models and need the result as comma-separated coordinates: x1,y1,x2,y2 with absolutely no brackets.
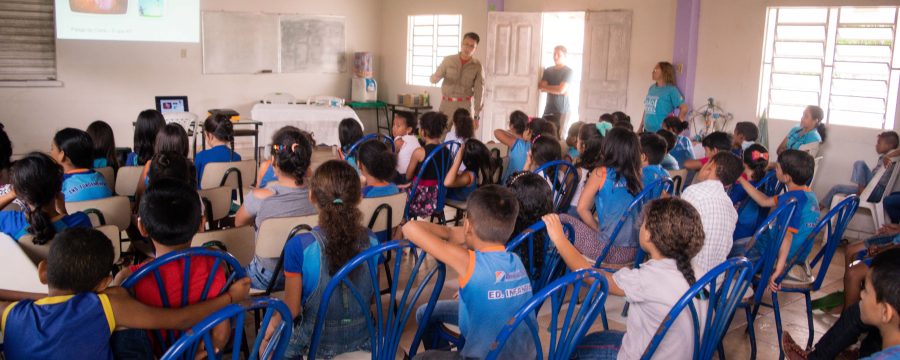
180,49,187,58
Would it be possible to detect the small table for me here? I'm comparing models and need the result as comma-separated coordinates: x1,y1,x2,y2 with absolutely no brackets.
250,103,363,147
349,101,390,136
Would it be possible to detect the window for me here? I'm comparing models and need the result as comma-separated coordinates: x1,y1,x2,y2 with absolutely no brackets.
759,7,900,129
0,0,58,86
406,15,461,87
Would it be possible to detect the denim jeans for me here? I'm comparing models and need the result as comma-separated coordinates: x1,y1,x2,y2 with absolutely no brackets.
416,300,461,351
885,192,900,224
110,328,154,360
808,303,881,359
572,331,624,360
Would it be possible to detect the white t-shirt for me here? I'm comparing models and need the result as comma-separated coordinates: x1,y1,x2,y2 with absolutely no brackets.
681,179,738,277
395,134,422,175
570,167,589,208
613,258,701,360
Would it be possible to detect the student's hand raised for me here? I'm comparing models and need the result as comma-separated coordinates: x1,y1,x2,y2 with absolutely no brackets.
228,277,251,304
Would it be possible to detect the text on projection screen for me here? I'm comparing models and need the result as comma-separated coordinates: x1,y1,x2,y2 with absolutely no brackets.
56,0,200,42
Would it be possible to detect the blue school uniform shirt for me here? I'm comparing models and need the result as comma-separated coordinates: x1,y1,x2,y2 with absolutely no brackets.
670,134,695,168
502,138,531,183
92,158,108,169
125,152,139,166
786,126,822,151
258,160,278,188
596,167,639,247
643,84,685,132
731,177,765,240
660,153,679,170
861,345,900,360
282,228,378,304
641,164,669,189
194,145,241,185
447,170,477,202
362,184,400,198
567,146,579,160
62,169,112,202
1,292,116,360
754,187,819,262
0,210,92,240
459,247,535,360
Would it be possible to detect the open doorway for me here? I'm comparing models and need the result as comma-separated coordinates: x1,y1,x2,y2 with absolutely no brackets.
538,12,585,135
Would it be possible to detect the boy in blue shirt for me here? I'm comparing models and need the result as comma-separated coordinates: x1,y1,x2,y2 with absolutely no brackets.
404,185,535,360
858,248,900,360
736,149,819,292
639,132,670,187
0,227,250,360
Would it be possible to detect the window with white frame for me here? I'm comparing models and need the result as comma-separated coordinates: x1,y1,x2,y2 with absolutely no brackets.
0,0,57,85
759,7,900,129
407,15,461,87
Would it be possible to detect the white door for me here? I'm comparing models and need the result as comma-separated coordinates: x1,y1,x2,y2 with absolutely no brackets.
483,12,542,140
580,11,633,122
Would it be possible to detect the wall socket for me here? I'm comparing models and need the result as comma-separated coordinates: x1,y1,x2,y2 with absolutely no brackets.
180,49,187,58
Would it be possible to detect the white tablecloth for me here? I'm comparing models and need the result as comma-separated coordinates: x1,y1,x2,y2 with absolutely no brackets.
0,234,46,294
251,104,363,147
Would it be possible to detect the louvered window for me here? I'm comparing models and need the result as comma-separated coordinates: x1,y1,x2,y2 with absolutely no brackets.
406,15,461,87
0,0,56,84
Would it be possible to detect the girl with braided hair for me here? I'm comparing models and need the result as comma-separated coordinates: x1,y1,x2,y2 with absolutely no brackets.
543,197,704,360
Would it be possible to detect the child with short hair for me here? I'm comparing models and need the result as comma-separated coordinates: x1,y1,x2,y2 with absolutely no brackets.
405,185,535,360
392,111,422,177
639,132,670,187
682,152,742,276
445,139,491,202
195,113,241,185
683,131,733,172
858,248,900,359
730,144,772,256
0,227,251,359
52,128,113,202
0,152,91,243
358,140,400,198
338,118,364,169
405,112,449,219
86,120,118,170
732,121,759,156
737,149,819,292
656,129,681,170
543,197,704,360
822,131,900,209
662,115,695,168
495,110,531,182
128,109,166,166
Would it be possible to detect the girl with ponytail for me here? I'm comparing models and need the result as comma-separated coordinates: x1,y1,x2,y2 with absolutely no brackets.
777,104,827,157
542,197,704,359
662,115,695,168
0,152,91,244
730,143,771,255
240,126,318,290
265,160,376,358
195,113,241,184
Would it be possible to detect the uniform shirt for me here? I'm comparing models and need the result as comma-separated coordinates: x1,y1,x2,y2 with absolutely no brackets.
861,345,900,360
731,177,766,240
2,293,116,360
63,169,112,202
126,152,140,166
362,184,400,198
258,160,278,189
595,167,639,248
458,246,535,360
282,228,378,304
755,187,819,262
433,54,485,113
541,65,573,115
93,157,109,169
194,145,241,186
502,138,531,183
682,180,738,277
661,153,680,171
0,210,92,240
643,84,685,132
671,135,695,167
641,164,669,189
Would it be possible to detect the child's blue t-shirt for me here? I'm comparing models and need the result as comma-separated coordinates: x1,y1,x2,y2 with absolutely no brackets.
1,292,116,360
670,135,695,167
282,228,378,304
502,138,531,183
754,187,820,262
92,158,108,169
786,126,822,151
362,184,400,198
63,169,113,202
458,247,535,360
194,145,241,185
0,210,92,240
566,146,579,161
641,164,669,189
643,84,685,132
731,178,764,240
596,167,639,247
258,160,278,188
660,153,680,170
125,152,139,166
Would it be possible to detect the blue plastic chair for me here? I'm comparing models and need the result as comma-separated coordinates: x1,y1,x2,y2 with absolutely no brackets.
771,195,859,351
306,240,446,359
485,269,609,360
506,220,577,295
122,248,247,353
641,257,755,360
404,141,461,224
734,199,799,360
593,178,674,269
160,297,292,360
533,160,580,213
344,133,396,160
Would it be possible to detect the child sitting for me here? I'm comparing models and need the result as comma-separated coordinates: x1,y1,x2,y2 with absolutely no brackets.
656,129,681,171
683,131,732,172
445,139,491,202
543,197,704,360
564,121,584,161
0,152,92,243
0,227,250,359
851,248,900,359
264,160,379,358
445,108,476,144
732,121,759,157
392,111,422,178
730,144,772,256
736,149,819,291
406,185,535,360
777,105,827,157
495,110,530,183
338,118,364,169
566,124,604,216
135,123,190,198
358,139,400,198
127,109,165,166
639,132,670,187
256,126,300,189
86,120,118,170
405,112,449,219
662,116,695,168
524,135,562,172
52,128,113,202
822,131,899,209
194,113,241,185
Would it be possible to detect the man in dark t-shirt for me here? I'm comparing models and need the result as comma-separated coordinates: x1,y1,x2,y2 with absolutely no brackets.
540,45,573,123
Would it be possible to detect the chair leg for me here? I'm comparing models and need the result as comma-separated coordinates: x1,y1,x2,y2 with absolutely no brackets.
746,306,757,360
718,342,726,360
772,292,785,360
600,307,609,330
621,303,630,317
804,292,814,350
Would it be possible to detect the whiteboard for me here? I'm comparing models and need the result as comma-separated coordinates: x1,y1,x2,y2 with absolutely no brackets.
280,15,346,73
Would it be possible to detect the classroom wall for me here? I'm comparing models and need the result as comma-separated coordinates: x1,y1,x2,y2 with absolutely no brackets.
0,0,382,155
692,0,900,197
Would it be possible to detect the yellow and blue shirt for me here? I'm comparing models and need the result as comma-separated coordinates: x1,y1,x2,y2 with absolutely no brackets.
62,169,112,202
282,228,378,304
2,293,116,360
0,210,91,241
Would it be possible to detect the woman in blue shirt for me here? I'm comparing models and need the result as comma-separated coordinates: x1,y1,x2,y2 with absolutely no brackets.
640,61,688,133
194,113,240,185
777,105,828,157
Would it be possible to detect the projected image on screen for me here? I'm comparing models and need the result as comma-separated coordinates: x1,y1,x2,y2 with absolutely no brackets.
56,0,199,42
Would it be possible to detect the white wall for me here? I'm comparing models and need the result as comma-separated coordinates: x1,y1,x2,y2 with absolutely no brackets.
693,0,900,197
0,0,382,155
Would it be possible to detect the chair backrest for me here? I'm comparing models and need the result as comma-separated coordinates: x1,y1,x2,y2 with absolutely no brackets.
779,195,860,290
161,297,292,360
307,240,446,360
485,269,609,360
191,226,256,267
310,146,339,174
65,195,131,231
641,258,754,360
95,166,115,192
116,165,144,196
198,186,233,223
261,92,298,104
486,142,509,158
594,178,674,268
358,192,408,235
0,233,46,294
255,214,318,259
668,169,688,196
506,220,576,293
534,160,580,213
199,160,257,203
404,141,461,220
859,165,890,203
95,224,121,264
743,199,799,315
121,248,247,353
344,133,396,160
809,156,824,187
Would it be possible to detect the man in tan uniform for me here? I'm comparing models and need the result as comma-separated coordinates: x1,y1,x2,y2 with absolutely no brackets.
430,32,485,121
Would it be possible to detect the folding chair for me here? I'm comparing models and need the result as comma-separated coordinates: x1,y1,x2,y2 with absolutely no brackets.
191,226,255,268
831,157,899,237
116,165,144,197
200,160,257,204
199,186,233,229
252,214,318,296
65,195,131,231
95,166,116,192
